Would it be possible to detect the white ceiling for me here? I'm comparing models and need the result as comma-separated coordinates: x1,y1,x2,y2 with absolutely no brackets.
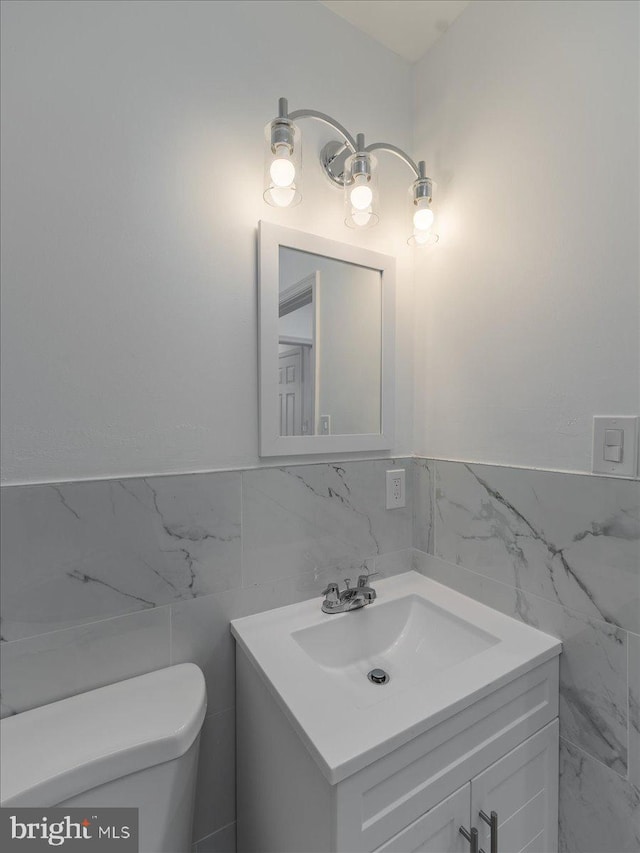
320,0,471,62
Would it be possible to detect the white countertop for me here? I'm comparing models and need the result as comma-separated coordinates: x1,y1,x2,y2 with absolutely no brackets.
231,571,561,784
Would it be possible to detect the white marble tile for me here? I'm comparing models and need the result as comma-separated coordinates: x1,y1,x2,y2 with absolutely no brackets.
193,710,236,844
629,631,640,791
374,548,415,578
170,594,238,720
242,460,413,587
414,551,628,775
413,549,485,598
0,472,242,640
194,822,236,853
549,606,627,777
435,462,640,632
170,583,292,717
412,458,434,554
559,738,640,853
0,607,170,717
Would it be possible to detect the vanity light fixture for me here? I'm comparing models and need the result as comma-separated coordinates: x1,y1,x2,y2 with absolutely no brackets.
409,163,438,247
344,137,379,229
263,100,302,208
263,98,438,247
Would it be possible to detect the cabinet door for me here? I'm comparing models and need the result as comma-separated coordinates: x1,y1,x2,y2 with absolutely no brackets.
375,784,469,853
471,720,559,853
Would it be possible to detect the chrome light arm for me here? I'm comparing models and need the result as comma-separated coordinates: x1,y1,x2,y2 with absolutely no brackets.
287,108,358,153
269,97,432,200
364,143,421,179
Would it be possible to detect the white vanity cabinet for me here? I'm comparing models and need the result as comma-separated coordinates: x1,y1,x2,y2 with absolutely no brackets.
376,784,470,853
371,720,558,853
236,651,559,853
471,721,558,853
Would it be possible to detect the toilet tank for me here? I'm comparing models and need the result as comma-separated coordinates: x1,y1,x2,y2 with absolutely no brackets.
1,664,207,852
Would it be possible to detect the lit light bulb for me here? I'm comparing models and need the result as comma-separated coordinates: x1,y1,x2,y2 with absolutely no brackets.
268,186,296,207
352,209,372,227
413,206,434,231
350,177,373,211
269,145,295,188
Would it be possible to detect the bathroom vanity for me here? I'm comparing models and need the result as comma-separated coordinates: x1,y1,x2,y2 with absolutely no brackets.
231,572,561,853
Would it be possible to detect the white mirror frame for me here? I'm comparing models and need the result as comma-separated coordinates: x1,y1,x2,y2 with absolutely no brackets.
258,221,395,457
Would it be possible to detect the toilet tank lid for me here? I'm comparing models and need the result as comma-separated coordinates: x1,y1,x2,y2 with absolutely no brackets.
0,663,207,808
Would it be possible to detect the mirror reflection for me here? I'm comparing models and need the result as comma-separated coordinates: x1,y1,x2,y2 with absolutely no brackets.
278,247,382,437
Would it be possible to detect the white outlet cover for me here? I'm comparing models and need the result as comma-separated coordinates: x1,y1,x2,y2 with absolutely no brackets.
385,469,406,509
592,416,639,477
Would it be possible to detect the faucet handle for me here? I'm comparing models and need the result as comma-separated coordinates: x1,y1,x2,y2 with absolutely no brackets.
357,572,379,588
321,582,339,596
321,581,341,610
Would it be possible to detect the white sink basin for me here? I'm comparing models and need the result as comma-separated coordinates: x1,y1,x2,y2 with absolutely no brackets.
292,594,499,708
231,570,560,783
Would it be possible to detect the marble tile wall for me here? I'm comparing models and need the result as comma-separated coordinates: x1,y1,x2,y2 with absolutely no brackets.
413,458,640,853
0,458,413,850
2,455,637,851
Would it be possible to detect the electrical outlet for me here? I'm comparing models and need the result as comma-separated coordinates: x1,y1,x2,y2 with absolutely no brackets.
386,469,405,509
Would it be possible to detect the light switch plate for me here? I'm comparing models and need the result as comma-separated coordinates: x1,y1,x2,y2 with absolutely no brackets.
592,416,638,477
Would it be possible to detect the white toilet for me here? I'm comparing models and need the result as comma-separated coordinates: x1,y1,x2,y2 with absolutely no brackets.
0,663,207,852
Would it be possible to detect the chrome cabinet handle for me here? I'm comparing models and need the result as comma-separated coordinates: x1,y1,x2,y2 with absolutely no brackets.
459,826,480,853
479,810,498,853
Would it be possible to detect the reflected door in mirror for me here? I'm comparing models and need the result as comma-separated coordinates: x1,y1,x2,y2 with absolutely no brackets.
279,247,381,437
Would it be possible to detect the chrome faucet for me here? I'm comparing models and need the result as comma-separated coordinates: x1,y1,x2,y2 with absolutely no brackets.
321,574,378,614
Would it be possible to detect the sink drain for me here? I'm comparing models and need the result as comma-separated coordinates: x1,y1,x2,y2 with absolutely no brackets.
367,668,390,685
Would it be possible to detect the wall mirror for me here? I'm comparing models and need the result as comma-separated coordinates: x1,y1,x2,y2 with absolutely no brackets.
258,221,395,456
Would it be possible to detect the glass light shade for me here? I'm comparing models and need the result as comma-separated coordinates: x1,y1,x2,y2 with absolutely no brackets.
408,185,438,247
344,152,379,229
410,228,439,247
263,121,302,208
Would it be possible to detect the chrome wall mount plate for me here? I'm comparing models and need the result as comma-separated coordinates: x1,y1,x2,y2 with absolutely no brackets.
320,140,351,187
